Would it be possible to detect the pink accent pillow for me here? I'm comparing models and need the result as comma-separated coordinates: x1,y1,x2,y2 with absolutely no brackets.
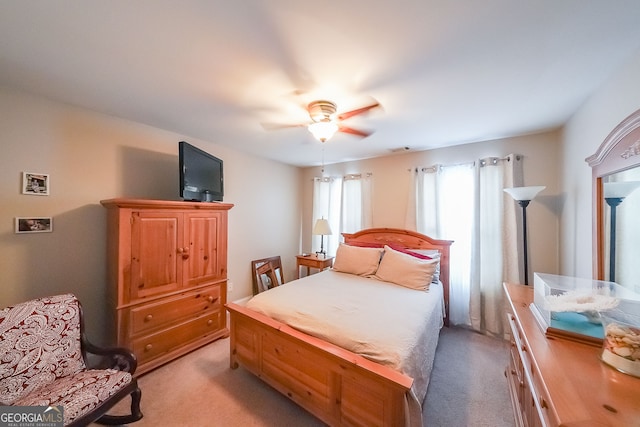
387,244,435,260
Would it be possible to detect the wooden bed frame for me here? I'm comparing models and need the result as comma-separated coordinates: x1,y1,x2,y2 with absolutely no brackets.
226,228,453,426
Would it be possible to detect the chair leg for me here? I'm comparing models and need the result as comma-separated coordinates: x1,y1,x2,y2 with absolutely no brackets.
96,387,143,425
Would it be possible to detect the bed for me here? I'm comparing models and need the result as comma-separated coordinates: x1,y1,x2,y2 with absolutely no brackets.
226,228,452,427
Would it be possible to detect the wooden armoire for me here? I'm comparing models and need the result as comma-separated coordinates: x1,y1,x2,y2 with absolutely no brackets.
101,198,233,375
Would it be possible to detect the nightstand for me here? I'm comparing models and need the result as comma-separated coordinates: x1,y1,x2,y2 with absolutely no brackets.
296,254,334,279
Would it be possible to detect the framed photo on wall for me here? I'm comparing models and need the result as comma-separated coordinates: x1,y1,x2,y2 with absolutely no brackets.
15,217,53,233
22,172,50,195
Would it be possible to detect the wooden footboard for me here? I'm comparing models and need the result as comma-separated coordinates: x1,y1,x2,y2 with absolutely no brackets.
227,302,413,427
227,228,452,426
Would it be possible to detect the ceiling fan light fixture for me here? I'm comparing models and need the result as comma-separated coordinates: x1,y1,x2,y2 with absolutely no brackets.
308,100,337,123
308,120,339,142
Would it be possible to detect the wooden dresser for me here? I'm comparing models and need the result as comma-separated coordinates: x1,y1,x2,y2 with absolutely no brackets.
504,283,639,427
101,198,233,375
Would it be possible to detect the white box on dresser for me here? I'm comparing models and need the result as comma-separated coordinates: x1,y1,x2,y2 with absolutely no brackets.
101,198,233,375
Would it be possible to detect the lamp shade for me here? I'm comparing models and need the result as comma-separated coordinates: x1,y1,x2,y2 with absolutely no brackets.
312,218,332,236
308,121,338,142
504,186,546,201
603,181,640,198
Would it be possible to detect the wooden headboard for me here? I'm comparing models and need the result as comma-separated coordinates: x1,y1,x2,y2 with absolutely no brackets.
342,228,453,326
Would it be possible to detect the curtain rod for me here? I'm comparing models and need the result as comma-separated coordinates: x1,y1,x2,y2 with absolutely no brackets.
409,154,520,173
314,172,373,181
344,172,372,180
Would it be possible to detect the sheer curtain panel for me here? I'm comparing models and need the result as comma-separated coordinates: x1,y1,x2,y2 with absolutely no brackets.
409,155,522,336
341,173,373,234
313,177,342,256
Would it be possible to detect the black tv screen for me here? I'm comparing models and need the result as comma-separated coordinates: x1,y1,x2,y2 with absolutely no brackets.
179,141,223,202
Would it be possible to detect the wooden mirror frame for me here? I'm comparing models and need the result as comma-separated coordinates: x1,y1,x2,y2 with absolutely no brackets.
586,108,640,280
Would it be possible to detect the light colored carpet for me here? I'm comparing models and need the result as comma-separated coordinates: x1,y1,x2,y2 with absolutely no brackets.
95,326,515,426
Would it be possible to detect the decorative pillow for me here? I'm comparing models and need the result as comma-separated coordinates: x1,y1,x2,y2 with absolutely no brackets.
332,244,384,276
375,245,438,290
387,244,434,260
406,248,441,283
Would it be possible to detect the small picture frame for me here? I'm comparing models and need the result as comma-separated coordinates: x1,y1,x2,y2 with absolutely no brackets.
22,172,50,195
15,217,53,233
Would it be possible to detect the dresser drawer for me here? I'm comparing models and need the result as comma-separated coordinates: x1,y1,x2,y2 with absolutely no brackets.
127,284,221,336
529,366,558,427
508,342,524,403
131,310,223,365
507,313,531,366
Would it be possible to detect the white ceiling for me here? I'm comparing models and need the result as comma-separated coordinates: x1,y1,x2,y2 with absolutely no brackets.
2,1,640,167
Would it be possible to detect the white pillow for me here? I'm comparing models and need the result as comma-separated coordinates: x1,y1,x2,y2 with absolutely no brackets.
332,244,383,276
410,249,441,283
375,245,438,290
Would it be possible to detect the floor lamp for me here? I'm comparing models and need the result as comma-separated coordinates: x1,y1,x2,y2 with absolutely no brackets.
603,181,640,282
504,186,546,286
313,218,332,258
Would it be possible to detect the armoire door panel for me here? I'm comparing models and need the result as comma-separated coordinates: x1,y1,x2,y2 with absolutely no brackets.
130,212,183,300
185,212,224,287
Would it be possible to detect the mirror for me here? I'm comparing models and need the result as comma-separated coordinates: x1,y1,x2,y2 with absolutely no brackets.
587,108,640,292
601,172,640,287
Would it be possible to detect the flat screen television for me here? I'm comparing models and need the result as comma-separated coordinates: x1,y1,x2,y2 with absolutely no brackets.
179,141,224,202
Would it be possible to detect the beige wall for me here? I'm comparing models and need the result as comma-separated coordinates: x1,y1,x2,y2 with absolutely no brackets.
300,130,562,279
560,51,640,279
4,44,640,345
0,87,301,344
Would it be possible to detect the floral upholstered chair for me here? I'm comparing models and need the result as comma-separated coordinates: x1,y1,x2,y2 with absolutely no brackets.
0,294,142,426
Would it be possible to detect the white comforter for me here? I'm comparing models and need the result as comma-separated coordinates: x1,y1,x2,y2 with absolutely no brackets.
245,269,444,408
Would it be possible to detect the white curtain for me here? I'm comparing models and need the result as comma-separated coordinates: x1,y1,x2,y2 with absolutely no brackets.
409,155,522,336
313,177,342,256
342,173,373,233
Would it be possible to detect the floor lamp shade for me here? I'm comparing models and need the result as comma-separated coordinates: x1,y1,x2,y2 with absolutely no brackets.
313,218,333,257
504,186,546,286
503,186,546,201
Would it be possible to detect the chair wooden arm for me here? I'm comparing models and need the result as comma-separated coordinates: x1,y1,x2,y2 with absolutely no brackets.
81,336,138,374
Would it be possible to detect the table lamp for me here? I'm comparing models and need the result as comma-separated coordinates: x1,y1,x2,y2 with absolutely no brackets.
313,218,332,258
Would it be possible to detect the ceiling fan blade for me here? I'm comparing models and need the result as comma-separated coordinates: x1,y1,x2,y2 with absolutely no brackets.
261,122,308,131
337,101,380,121
338,125,373,138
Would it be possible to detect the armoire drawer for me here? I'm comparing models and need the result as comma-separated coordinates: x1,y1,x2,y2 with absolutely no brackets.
131,310,223,365
126,284,221,336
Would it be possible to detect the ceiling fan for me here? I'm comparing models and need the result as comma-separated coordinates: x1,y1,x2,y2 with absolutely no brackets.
263,99,380,142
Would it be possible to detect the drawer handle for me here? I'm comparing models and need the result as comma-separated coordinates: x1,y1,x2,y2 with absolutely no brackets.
207,296,216,303
144,344,153,352
540,397,548,409
144,314,153,322
207,319,213,326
